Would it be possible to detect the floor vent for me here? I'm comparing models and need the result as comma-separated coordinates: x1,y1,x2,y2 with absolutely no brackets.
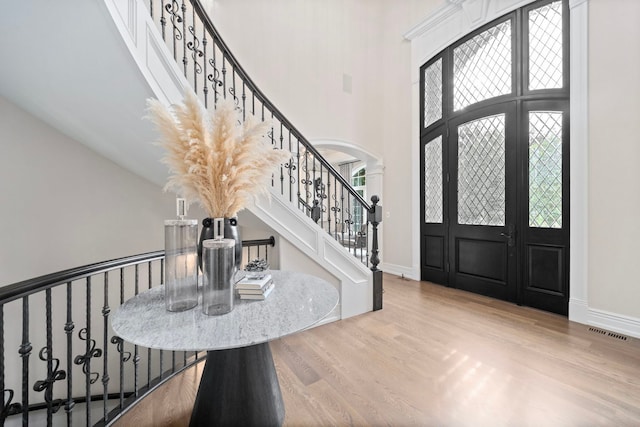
588,327,628,341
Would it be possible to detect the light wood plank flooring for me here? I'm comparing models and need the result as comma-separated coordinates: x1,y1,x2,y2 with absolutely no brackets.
115,274,640,426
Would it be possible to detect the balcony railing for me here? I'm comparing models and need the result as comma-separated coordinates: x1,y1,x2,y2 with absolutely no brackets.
146,0,378,267
0,239,275,426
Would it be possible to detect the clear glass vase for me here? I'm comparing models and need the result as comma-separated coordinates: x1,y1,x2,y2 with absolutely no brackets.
164,219,199,311
202,238,236,316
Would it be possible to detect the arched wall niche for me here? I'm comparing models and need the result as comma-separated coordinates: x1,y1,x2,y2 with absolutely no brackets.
312,139,385,208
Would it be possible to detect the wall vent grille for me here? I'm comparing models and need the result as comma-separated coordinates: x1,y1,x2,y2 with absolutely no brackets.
588,327,628,341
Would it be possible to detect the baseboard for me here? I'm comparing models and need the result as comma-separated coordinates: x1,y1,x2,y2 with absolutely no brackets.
588,308,640,339
568,297,590,324
379,262,420,281
570,298,640,339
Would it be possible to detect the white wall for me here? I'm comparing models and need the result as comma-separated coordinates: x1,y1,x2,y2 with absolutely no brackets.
201,0,640,331
206,0,441,276
0,96,205,286
588,0,640,319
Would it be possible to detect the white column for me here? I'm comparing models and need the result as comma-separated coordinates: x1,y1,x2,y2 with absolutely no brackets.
568,0,590,323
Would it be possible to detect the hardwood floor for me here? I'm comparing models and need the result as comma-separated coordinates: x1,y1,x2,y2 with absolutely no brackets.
115,274,640,426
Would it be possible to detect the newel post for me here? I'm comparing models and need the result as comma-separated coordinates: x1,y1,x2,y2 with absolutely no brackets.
368,195,383,311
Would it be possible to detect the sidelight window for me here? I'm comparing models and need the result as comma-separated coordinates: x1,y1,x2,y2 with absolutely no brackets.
529,111,563,228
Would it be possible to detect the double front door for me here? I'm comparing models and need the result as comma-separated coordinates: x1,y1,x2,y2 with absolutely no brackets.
420,101,569,315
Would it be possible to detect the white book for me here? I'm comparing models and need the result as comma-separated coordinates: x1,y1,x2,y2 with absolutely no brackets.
237,285,272,295
236,274,272,290
239,282,275,300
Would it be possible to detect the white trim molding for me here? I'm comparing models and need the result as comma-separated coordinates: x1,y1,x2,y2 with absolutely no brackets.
588,309,640,340
567,0,590,325
381,262,420,281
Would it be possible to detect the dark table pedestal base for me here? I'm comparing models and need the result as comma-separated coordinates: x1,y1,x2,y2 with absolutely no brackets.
189,343,285,427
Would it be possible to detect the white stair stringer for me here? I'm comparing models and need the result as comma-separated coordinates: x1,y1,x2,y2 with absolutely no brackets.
253,190,373,319
101,0,374,319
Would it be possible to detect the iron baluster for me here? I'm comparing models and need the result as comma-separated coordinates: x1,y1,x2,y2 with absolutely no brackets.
133,264,140,398
242,81,247,121
326,167,332,235
160,0,166,41
252,89,255,115
229,69,238,109
209,45,220,104
285,133,295,201
0,304,3,423
187,21,204,95
277,122,284,196
102,273,110,422
86,278,91,426
147,262,152,389
20,296,31,426
222,55,227,99
1,304,22,423
202,29,208,107
296,141,302,206
65,282,75,423
32,347,66,418
212,61,222,104
165,1,182,61
45,288,64,422
181,1,187,76
110,335,131,412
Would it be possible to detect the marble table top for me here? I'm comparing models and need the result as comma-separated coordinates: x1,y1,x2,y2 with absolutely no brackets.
111,270,339,351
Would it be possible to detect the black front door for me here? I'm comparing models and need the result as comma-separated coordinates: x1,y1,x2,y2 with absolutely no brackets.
419,0,570,315
420,99,569,315
447,103,517,301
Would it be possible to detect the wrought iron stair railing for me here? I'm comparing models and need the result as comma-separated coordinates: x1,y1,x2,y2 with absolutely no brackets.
0,239,275,426
147,0,378,268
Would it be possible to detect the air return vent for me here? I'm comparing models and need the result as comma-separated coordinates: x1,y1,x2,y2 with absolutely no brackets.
588,327,628,341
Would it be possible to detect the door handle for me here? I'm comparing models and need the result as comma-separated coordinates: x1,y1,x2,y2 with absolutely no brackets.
501,224,516,247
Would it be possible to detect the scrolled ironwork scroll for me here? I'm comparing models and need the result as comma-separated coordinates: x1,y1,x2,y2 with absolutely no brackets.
165,1,184,41
33,347,66,413
187,25,204,75
73,328,102,384
1,389,22,421
207,61,224,98
110,336,132,362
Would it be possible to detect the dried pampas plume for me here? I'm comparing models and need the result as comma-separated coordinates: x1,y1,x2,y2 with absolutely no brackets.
147,92,291,218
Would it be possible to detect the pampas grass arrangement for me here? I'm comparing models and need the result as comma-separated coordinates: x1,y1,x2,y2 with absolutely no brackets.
147,92,290,218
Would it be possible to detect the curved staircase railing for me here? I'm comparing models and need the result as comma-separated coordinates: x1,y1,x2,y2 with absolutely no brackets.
0,239,275,426
146,0,379,268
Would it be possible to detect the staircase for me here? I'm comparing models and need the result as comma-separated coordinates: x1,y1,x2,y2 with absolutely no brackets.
0,0,379,319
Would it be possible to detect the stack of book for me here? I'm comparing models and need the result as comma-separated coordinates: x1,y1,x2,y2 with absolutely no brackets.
235,273,274,300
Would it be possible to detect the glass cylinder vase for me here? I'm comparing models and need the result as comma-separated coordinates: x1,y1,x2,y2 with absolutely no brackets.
164,219,199,311
202,238,236,316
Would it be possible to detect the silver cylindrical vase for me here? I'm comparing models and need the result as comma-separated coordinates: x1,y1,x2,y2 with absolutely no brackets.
202,237,236,316
164,219,199,311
